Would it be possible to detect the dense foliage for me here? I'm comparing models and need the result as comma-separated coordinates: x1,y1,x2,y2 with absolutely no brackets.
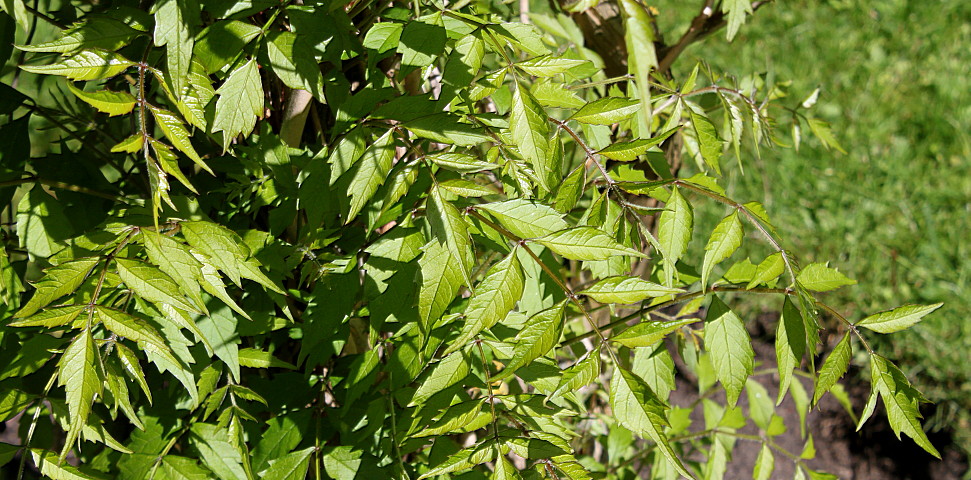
0,0,945,478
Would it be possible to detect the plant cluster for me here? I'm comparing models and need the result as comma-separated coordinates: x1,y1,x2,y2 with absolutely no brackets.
0,0,943,479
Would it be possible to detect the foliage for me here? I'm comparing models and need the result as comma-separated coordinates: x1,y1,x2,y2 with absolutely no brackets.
0,0,945,479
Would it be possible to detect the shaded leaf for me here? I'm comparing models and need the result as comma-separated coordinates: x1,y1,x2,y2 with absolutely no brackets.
705,296,753,406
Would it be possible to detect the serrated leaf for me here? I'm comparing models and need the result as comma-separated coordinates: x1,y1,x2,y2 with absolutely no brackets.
618,0,656,132
870,355,940,458
657,186,692,284
212,58,263,151
398,14,446,67
111,134,144,153
142,230,206,312
550,348,601,402
753,443,773,480
609,368,691,478
597,128,677,161
346,129,395,222
705,296,753,406
722,0,753,41
266,30,324,101
258,447,314,480
181,221,283,294
413,400,484,437
747,252,785,289
418,240,464,330
570,97,640,125
689,108,724,174
21,49,134,80
189,423,247,480
154,0,197,95
238,348,296,369
554,163,585,213
813,333,851,406
8,304,85,327
66,83,135,116
115,343,152,403
426,152,496,173
776,297,805,405
417,440,497,479
806,117,846,154
18,16,139,53
855,303,943,334
362,22,402,53
31,449,102,480
439,179,495,197
492,302,564,381
150,106,211,173
610,318,696,348
403,114,491,146
701,211,743,287
516,55,590,77
96,307,169,353
410,351,469,406
535,227,646,261
151,139,197,194
428,185,473,285
510,80,551,190
196,306,240,381
57,330,102,460
15,257,100,318
796,263,856,292
580,276,682,304
446,252,524,355
158,455,213,480
477,199,569,239
115,258,199,313
531,81,585,109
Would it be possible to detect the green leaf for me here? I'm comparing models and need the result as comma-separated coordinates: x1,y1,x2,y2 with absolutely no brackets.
446,252,525,355
427,185,473,285
813,333,851,406
855,303,943,334
266,30,325,101
16,257,100,318
597,128,678,161
618,0,656,132
238,348,297,370
158,456,213,480
412,400,485,437
550,347,601,402
142,230,206,312
398,14,446,67
66,83,135,116
610,318,696,348
346,129,395,222
753,443,774,480
439,179,495,197
570,97,640,125
150,106,211,174
509,80,551,190
196,306,241,381
705,296,754,406
609,367,691,479
657,186,692,284
154,0,197,94
181,221,283,294
31,449,103,480
491,23,550,56
96,307,174,357
747,252,785,289
722,0,753,41
492,302,564,381
477,199,569,239
417,440,497,479
115,258,199,313
189,423,248,480
418,240,464,330
403,114,491,146
258,447,314,480
111,134,143,153
212,58,263,151
806,117,846,154
534,227,646,261
0,388,34,422
553,164,585,213
17,17,139,53
870,355,940,458
531,81,585,109
16,188,73,260
362,22,402,53
8,304,85,328
115,343,152,403
516,55,590,77
689,108,724,174
701,211,743,287
579,276,682,304
20,49,134,80
796,263,856,292
410,351,469,406
775,297,806,405
58,329,102,460
427,152,497,173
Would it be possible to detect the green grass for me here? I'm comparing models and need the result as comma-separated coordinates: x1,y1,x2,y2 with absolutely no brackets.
660,0,971,452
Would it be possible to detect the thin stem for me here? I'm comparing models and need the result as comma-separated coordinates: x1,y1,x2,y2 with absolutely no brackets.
475,340,502,441
550,118,616,186
0,176,133,203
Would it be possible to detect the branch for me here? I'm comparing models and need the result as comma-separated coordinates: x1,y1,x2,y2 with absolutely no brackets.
657,0,774,74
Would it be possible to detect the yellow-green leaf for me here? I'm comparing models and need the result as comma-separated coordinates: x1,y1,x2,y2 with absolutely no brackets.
580,276,682,304
66,83,135,116
21,49,134,80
